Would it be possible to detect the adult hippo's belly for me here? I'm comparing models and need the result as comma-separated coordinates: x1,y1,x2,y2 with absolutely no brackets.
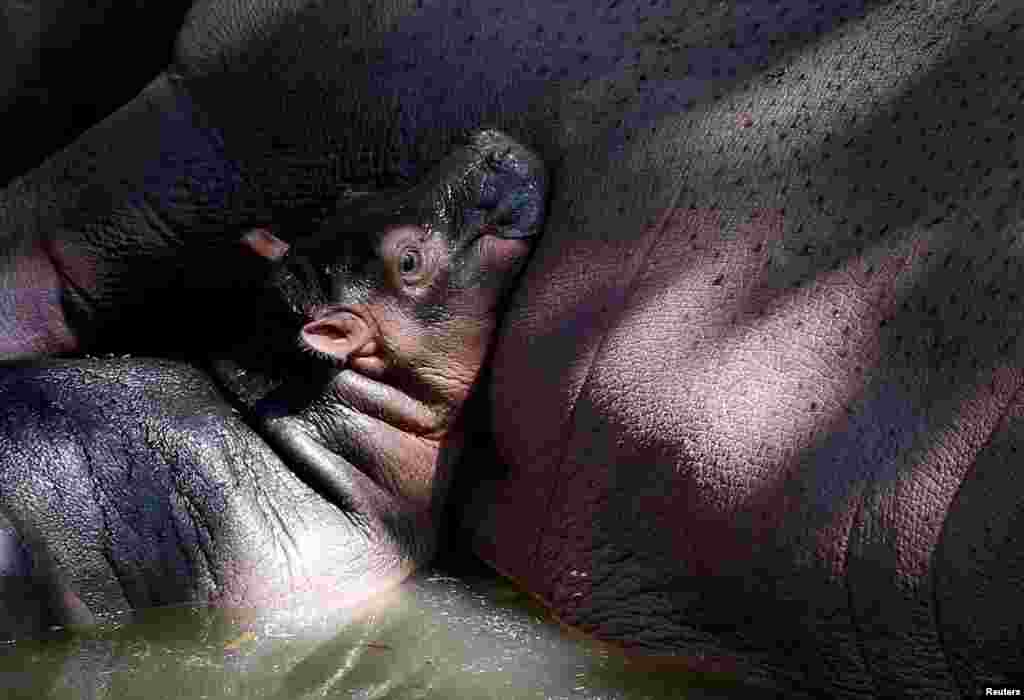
461,2,1024,697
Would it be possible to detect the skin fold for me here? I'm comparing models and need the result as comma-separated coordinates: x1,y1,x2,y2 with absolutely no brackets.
0,0,1022,696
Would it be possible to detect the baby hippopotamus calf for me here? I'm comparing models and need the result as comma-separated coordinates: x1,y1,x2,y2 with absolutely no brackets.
218,127,548,555
0,129,546,633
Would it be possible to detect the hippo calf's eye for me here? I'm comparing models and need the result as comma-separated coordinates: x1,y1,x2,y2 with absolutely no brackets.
400,249,422,275
393,245,438,288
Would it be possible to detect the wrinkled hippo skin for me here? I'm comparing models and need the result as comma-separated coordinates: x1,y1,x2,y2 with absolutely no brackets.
0,129,545,636
2,0,1023,697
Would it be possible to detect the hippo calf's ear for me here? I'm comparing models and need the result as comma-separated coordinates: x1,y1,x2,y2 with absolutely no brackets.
300,310,376,364
241,228,291,261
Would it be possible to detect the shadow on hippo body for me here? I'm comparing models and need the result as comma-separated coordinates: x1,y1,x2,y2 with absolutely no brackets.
0,129,547,635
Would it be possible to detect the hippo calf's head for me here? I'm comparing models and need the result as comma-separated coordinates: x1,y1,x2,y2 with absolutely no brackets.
279,129,545,420
226,129,546,559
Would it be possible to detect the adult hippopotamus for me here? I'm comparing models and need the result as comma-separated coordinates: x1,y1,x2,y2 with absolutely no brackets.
1,0,1022,696
0,129,546,636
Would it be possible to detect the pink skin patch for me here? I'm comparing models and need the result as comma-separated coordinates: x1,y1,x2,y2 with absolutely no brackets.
0,243,78,359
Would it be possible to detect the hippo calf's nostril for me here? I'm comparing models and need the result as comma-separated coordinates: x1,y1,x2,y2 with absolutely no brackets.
470,142,547,239
479,181,501,209
489,187,545,239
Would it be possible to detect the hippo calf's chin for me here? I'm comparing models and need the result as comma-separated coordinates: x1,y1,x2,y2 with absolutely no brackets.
0,129,546,633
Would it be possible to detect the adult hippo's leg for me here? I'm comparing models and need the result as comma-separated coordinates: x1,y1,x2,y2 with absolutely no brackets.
0,130,545,634
0,358,399,619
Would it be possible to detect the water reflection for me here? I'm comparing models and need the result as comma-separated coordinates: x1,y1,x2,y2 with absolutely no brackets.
0,562,769,699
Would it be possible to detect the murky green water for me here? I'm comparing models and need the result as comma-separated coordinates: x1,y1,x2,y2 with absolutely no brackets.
0,560,775,699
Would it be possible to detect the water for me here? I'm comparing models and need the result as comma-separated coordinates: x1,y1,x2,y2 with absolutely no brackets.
0,561,775,699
